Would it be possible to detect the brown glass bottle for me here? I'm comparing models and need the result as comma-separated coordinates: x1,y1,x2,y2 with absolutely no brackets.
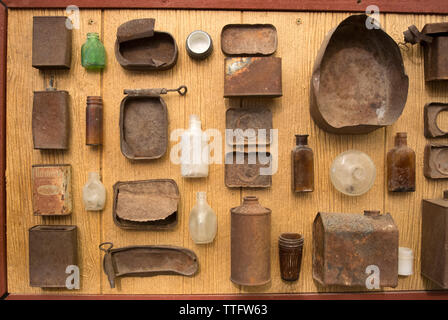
86,96,103,146
292,135,314,192
387,132,415,192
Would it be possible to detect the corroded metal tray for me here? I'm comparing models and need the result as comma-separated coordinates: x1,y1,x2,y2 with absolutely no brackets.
221,24,277,56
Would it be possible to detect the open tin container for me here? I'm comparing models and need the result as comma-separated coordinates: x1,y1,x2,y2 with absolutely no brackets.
113,179,180,230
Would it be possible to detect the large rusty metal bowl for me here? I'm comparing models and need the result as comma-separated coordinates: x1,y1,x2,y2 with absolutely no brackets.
310,15,409,134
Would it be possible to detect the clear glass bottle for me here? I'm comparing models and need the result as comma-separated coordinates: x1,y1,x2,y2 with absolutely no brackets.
82,172,106,211
81,32,106,69
189,192,217,244
387,132,415,192
181,115,209,178
292,134,314,192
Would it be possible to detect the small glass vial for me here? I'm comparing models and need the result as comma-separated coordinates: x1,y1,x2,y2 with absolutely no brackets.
86,96,103,146
189,192,217,244
292,135,314,192
82,172,106,211
181,115,209,178
387,132,416,192
81,32,106,69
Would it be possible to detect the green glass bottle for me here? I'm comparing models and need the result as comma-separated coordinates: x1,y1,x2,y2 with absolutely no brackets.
81,32,106,69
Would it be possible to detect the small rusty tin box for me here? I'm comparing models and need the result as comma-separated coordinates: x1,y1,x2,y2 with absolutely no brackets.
32,82,69,150
115,18,178,71
224,57,282,98
32,164,72,216
32,16,72,69
225,151,272,188
421,191,448,288
221,24,277,56
100,243,198,289
424,103,448,138
29,225,78,288
313,211,399,288
113,179,180,230
424,143,448,179
226,107,272,146
404,23,448,81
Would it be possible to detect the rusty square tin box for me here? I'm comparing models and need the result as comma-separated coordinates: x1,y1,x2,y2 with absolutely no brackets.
225,152,272,188
32,16,72,69
226,107,272,146
424,143,448,179
29,225,78,288
113,179,180,230
32,164,72,216
424,103,448,138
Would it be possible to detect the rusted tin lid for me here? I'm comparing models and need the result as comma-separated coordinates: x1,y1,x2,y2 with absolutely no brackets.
422,22,448,36
423,190,448,208
221,24,277,56
116,18,155,43
225,152,272,188
315,211,397,233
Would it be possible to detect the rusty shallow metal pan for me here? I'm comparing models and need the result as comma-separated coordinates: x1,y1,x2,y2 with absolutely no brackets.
225,152,272,188
221,24,277,56
224,57,282,98
310,14,409,134
226,107,272,146
100,243,198,289
113,179,180,230
115,18,178,71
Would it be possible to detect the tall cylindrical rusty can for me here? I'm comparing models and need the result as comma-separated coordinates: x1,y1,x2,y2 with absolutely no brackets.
86,96,103,146
231,196,271,286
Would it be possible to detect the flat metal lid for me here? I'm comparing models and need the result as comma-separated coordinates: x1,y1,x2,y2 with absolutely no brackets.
221,24,277,56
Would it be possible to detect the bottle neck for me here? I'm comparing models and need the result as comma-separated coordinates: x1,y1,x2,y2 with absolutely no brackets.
88,172,100,181
395,133,407,147
189,114,202,130
295,135,308,146
196,192,207,204
87,32,100,41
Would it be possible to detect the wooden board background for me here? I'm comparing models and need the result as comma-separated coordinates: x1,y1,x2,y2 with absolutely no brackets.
5,9,448,295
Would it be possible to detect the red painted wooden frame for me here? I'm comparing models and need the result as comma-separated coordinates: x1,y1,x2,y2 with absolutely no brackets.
1,0,448,300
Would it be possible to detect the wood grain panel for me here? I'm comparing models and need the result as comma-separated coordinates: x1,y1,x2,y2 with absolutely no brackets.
6,9,448,295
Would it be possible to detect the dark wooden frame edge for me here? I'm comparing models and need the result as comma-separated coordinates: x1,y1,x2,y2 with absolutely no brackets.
1,0,448,300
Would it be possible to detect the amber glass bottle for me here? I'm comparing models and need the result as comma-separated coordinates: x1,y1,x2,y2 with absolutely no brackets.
387,132,415,192
292,135,314,192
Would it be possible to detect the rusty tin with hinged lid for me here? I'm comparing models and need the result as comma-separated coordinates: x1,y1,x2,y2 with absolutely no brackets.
224,57,282,98
115,18,178,71
32,78,70,150
404,23,448,81
311,14,408,134
119,86,187,160
226,107,272,146
29,225,78,288
424,143,448,179
221,24,278,56
225,151,272,188
32,164,72,216
113,179,180,230
32,16,72,69
313,210,399,288
100,242,199,289
231,196,271,286
424,103,448,138
421,191,448,288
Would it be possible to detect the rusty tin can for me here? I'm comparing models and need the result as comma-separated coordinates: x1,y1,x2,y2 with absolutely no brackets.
86,96,103,146
278,233,304,282
32,16,72,69
32,164,72,216
424,143,448,179
225,152,272,188
231,196,271,286
404,23,448,81
313,211,399,287
224,57,282,98
424,103,448,138
421,191,448,288
29,225,77,288
32,80,69,150
225,107,272,146
221,24,278,56
311,14,408,134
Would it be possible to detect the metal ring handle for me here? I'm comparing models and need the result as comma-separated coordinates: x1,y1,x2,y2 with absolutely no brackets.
99,242,114,253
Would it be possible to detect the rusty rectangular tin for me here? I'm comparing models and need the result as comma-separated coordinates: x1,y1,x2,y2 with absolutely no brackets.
225,152,272,188
424,143,448,179
32,164,72,216
120,89,168,160
221,24,277,56
424,103,448,138
226,107,272,146
100,243,198,289
421,191,448,288
32,88,69,150
224,57,282,98
113,179,180,230
29,225,77,288
32,16,72,69
313,211,399,288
